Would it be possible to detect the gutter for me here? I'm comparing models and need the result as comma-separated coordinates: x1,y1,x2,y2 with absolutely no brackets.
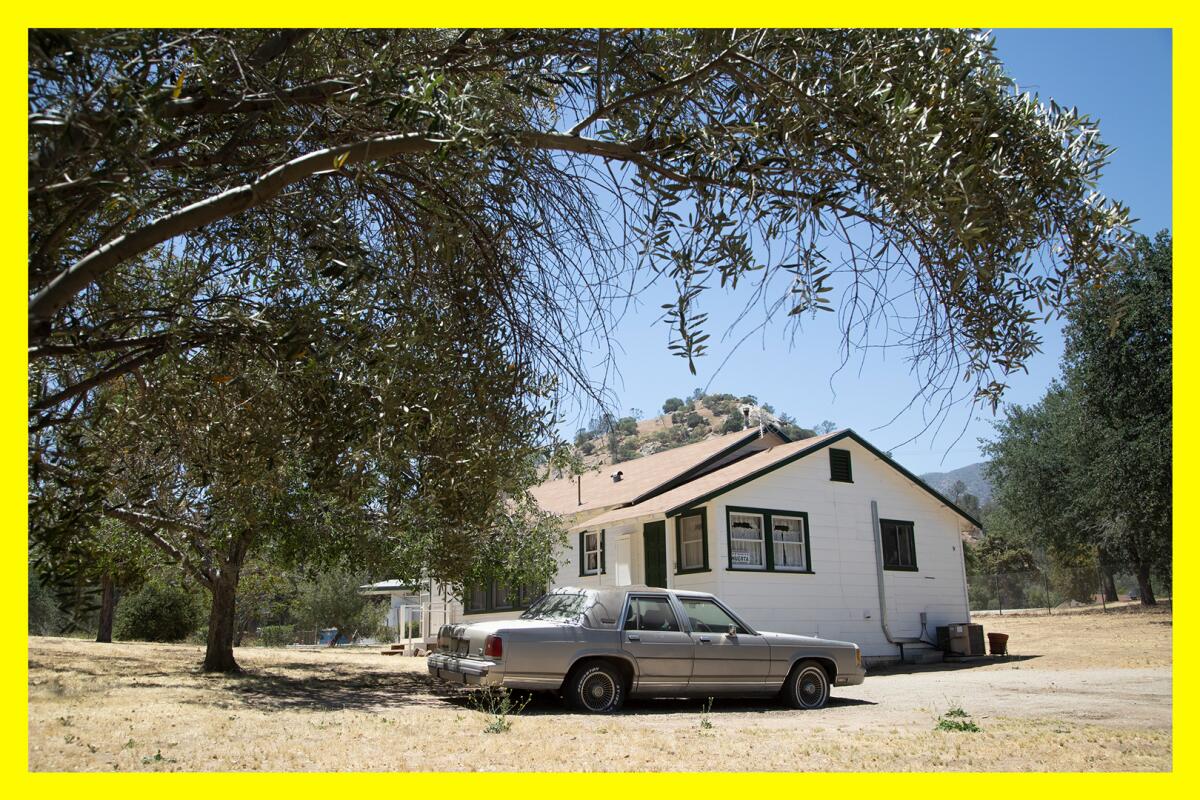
870,499,927,660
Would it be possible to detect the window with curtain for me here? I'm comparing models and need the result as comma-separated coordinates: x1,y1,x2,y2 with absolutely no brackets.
729,512,765,569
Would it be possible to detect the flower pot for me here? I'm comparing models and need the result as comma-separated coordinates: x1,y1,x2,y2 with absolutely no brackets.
987,631,1009,656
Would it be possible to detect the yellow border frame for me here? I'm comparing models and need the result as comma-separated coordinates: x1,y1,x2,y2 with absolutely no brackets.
6,11,1182,793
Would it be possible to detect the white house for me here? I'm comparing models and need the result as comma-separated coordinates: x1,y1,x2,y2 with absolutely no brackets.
459,425,980,663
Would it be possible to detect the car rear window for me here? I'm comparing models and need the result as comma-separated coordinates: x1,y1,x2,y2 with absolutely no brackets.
520,592,590,622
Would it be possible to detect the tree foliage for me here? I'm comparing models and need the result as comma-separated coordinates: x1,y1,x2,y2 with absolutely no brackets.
983,232,1171,604
29,28,1129,430
113,577,204,642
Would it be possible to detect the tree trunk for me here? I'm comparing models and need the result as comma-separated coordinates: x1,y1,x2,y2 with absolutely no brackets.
204,570,242,672
96,574,116,643
1135,563,1157,606
203,531,255,672
1102,569,1119,603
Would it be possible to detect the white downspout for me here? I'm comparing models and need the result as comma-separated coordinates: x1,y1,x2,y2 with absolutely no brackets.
871,500,923,657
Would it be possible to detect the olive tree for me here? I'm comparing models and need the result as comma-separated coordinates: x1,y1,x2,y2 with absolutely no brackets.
29,29,1134,669
30,28,1129,426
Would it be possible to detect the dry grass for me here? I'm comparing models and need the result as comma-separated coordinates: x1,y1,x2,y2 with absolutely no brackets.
965,601,1172,670
29,605,1171,772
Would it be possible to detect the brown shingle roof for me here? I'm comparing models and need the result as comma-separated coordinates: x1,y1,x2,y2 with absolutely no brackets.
532,428,782,517
571,431,843,529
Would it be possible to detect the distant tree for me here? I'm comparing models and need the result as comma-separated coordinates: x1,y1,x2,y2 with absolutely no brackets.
701,393,738,416
721,413,746,434
293,569,385,646
662,398,685,414
1062,232,1172,604
969,530,1040,609
984,232,1171,606
813,420,837,435
616,417,639,436
950,479,969,504
685,412,706,429
628,408,643,420
29,517,158,643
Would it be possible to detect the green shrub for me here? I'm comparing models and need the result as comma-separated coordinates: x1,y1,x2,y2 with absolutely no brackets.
721,413,746,433
662,398,684,414
114,579,203,642
258,624,296,647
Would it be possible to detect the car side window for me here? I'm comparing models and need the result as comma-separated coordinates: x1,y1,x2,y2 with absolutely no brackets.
679,598,751,635
624,596,682,632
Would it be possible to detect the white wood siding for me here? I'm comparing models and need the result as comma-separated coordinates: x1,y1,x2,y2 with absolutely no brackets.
706,438,969,658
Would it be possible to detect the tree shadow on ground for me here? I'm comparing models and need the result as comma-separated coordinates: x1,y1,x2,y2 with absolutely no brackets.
220,665,454,712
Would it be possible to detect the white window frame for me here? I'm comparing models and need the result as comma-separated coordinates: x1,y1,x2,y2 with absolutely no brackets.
771,514,808,572
728,511,766,570
678,513,706,572
582,530,601,576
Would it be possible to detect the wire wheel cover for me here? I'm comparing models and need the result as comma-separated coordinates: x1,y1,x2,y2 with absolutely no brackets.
580,670,617,711
796,667,828,707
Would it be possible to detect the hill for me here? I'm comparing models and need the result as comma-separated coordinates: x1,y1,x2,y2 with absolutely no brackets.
570,392,835,469
919,461,993,505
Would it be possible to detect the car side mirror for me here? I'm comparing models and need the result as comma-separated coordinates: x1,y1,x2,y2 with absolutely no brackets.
727,625,738,637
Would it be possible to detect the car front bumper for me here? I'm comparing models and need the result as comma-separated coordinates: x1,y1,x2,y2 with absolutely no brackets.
427,652,505,687
835,664,867,686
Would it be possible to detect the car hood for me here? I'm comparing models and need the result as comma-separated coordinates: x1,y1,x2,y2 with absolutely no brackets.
759,630,858,649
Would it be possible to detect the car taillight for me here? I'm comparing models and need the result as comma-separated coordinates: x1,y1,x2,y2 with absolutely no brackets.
484,634,503,658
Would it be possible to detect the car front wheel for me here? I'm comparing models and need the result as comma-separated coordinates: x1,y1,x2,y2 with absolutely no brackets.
565,661,626,713
783,660,830,710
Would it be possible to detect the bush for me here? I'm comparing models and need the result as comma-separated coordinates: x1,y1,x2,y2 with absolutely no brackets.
721,413,746,433
662,397,684,414
114,579,203,642
258,624,296,647
616,417,638,435
685,412,706,429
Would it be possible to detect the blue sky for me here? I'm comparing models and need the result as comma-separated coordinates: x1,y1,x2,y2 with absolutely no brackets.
561,29,1173,475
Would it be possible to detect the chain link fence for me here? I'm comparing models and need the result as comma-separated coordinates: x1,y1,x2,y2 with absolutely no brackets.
967,567,1145,614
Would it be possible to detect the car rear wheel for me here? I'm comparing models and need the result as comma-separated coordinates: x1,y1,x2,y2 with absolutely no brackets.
783,660,830,710
565,661,626,713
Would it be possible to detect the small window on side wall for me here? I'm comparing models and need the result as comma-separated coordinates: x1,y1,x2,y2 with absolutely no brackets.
829,448,853,482
579,530,604,576
880,519,917,571
676,511,709,573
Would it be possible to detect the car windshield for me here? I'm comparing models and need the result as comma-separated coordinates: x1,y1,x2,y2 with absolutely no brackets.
520,592,590,622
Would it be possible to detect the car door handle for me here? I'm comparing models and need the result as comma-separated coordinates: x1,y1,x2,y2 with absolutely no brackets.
626,633,640,641
698,636,712,643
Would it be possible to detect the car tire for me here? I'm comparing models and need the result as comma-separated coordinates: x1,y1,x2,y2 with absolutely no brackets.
782,660,830,710
565,661,626,713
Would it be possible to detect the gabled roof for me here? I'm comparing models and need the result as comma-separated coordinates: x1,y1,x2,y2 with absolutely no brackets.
531,424,789,516
572,429,983,530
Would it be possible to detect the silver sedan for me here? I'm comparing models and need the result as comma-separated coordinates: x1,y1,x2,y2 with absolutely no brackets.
428,585,865,713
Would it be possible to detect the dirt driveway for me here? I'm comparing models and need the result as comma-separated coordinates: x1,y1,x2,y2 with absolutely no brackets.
28,604,1171,772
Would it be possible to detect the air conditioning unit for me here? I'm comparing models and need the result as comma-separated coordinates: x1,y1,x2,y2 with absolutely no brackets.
936,623,985,656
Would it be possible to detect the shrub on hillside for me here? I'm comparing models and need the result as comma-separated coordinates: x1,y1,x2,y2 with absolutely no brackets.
722,413,746,433
114,579,204,642
662,397,684,414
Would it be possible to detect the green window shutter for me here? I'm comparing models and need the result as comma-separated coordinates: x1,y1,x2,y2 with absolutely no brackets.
578,531,586,577
600,530,607,574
